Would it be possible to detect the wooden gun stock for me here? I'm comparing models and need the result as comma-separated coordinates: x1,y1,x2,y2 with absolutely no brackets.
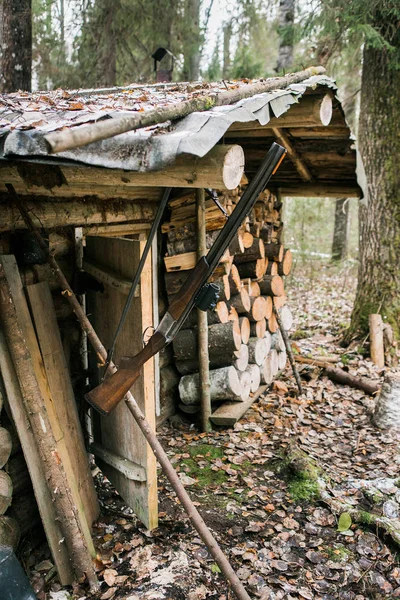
86,331,165,415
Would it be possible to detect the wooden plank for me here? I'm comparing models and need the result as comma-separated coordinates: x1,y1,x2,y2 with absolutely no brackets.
0,264,75,585
83,259,139,296
90,443,146,482
27,282,100,527
86,236,158,530
164,248,230,272
210,386,267,426
84,223,152,237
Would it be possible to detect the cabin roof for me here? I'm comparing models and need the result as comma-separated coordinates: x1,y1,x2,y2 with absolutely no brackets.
0,71,365,199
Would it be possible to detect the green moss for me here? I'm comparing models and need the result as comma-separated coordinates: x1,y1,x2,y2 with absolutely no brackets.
181,458,227,486
359,510,374,525
288,476,320,501
187,444,225,460
340,353,351,365
291,329,310,340
325,544,351,562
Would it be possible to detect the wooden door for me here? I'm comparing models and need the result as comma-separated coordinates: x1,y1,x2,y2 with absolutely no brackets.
85,236,158,530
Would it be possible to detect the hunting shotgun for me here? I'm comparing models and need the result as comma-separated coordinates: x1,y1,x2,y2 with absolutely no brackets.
86,142,286,415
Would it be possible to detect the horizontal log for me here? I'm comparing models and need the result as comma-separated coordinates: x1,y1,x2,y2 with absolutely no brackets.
179,366,243,405
242,232,254,249
248,296,267,322
273,294,287,310
264,243,284,262
1,145,244,195
271,330,285,353
250,318,266,339
294,356,380,396
277,184,361,198
175,343,249,375
239,317,250,344
228,288,251,314
0,471,13,515
248,337,269,366
0,199,157,232
267,311,279,333
173,321,241,361
0,161,164,200
226,94,333,133
259,275,284,297
179,301,229,329
234,238,264,264
0,428,12,469
278,349,287,370
266,261,278,276
245,364,261,393
236,258,266,280
212,343,249,372
238,371,251,401
280,305,294,330
228,264,242,295
278,249,293,276
166,229,220,256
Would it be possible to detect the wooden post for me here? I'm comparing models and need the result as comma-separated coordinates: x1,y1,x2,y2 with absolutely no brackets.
369,314,385,368
196,189,212,432
274,306,303,395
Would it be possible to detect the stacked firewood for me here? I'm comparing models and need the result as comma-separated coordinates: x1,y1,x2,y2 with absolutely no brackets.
162,187,293,414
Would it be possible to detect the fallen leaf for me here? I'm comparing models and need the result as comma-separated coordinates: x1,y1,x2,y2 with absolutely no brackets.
100,588,116,600
337,512,352,532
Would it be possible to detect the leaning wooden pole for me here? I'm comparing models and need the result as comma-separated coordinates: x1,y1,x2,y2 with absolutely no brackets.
196,189,212,432
44,67,325,154
9,186,252,600
273,306,303,395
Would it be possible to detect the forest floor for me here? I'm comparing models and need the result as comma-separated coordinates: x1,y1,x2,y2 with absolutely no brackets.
29,261,400,600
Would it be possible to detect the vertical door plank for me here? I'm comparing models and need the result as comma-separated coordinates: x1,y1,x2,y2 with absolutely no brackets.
86,237,158,529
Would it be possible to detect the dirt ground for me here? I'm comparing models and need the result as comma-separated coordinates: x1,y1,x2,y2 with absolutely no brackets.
27,261,400,600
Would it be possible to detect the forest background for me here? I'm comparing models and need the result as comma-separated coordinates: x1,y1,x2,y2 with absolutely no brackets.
0,0,399,341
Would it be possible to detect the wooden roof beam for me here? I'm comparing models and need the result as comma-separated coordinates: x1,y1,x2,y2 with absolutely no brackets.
272,127,313,183
226,94,333,133
278,184,361,198
0,144,245,195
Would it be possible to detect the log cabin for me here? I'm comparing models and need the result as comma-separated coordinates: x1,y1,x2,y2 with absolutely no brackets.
0,67,364,584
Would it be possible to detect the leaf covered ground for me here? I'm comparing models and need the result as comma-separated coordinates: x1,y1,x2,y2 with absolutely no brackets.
28,261,400,600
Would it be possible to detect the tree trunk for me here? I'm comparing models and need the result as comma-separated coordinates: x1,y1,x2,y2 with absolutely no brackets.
331,198,349,261
275,0,294,72
0,0,32,92
346,39,400,341
223,21,232,79
373,372,400,430
182,0,202,80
